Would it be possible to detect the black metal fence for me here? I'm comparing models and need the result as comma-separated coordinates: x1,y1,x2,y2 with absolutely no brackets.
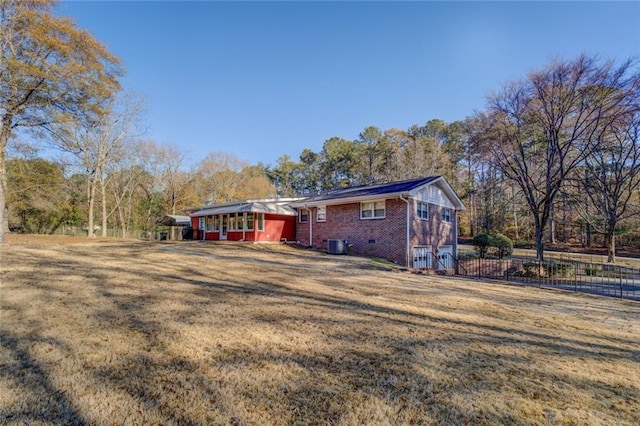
455,247,640,302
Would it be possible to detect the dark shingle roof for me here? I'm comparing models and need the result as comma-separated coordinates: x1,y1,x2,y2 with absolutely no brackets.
299,176,440,203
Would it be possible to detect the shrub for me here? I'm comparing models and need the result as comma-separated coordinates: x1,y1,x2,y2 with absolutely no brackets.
471,233,514,259
472,233,492,258
523,262,545,277
492,234,513,259
585,266,599,276
546,262,575,278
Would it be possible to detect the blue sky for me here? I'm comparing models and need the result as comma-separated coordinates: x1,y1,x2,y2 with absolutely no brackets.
58,1,640,168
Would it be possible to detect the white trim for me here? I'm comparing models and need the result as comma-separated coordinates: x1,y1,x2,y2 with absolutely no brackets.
409,177,465,210
360,200,386,220
417,201,429,220
438,245,453,270
298,208,309,223
442,208,452,223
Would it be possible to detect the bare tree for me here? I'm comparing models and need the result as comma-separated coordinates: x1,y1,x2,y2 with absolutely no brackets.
55,95,143,237
481,55,639,260
574,113,640,262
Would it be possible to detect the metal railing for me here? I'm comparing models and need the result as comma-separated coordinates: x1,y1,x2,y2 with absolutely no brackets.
456,248,640,301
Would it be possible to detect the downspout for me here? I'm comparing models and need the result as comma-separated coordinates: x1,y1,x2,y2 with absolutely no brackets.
453,209,459,274
453,210,458,256
399,194,410,268
242,212,246,241
308,207,313,247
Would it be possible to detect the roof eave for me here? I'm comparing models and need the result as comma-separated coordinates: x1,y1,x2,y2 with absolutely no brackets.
289,191,411,208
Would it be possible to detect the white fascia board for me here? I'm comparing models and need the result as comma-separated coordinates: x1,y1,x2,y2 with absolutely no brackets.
408,177,466,211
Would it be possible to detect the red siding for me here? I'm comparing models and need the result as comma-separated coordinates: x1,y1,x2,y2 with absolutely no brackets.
188,214,295,242
255,214,296,242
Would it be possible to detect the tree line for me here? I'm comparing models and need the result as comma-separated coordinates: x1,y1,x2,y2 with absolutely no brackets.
2,1,639,262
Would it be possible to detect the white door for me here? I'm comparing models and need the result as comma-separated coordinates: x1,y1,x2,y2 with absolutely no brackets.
413,246,432,269
438,245,453,269
220,214,228,240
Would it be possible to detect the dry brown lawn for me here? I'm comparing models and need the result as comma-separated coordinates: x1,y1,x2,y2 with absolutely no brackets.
1,235,638,425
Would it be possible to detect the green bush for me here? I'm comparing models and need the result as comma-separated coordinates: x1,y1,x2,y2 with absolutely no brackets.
546,262,575,278
471,232,514,259
585,266,599,276
492,234,513,259
472,232,492,258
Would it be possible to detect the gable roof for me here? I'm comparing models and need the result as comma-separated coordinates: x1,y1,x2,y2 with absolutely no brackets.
290,176,465,210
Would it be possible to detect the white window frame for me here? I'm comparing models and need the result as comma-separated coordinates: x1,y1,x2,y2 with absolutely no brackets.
205,215,214,232
237,213,245,231
256,213,264,231
417,201,429,220
246,213,254,230
299,209,309,223
199,217,205,230
442,208,451,223
360,200,386,219
316,206,326,222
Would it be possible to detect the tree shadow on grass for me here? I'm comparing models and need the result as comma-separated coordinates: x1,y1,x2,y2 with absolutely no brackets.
0,331,87,425
2,241,639,425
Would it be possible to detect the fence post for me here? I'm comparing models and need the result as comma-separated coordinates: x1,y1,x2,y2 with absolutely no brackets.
619,266,623,299
538,260,542,287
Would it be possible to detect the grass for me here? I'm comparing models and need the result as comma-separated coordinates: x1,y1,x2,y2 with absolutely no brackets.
1,236,639,425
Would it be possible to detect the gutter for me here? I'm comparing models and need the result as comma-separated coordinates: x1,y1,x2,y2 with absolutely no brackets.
399,194,411,268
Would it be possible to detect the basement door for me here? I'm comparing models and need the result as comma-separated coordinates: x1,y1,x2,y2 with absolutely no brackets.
413,246,433,269
438,245,453,269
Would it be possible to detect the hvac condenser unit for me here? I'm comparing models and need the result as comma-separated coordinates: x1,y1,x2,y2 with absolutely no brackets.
328,239,348,255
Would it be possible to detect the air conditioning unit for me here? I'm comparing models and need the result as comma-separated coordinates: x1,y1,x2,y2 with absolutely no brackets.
328,239,348,255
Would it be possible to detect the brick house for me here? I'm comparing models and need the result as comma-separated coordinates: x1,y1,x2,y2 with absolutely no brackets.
289,176,465,269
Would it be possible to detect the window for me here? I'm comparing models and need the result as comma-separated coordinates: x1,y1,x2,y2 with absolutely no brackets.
361,200,385,219
257,213,264,231
199,217,205,230
213,215,219,231
205,215,214,231
442,208,451,223
417,202,429,220
229,213,236,231
317,206,326,222
246,213,254,230
237,213,245,231
299,209,309,223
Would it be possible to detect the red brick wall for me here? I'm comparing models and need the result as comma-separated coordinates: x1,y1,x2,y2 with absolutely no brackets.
296,199,409,265
295,198,458,267
409,201,456,248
